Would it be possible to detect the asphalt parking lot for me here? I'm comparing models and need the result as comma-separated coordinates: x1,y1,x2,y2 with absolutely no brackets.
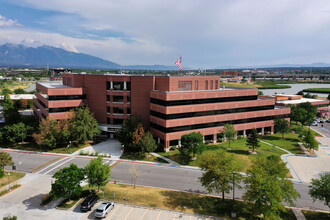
311,120,330,137
80,202,219,220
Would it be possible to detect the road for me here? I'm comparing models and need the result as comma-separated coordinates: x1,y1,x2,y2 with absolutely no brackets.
2,149,329,212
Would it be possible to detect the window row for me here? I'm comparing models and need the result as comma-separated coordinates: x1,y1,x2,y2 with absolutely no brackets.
48,94,86,101
150,95,258,106
107,95,131,102
150,105,275,120
107,118,124,125
106,81,131,91
150,114,290,133
107,106,131,114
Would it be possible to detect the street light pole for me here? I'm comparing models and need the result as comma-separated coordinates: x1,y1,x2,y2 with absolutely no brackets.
231,171,236,218
8,172,11,191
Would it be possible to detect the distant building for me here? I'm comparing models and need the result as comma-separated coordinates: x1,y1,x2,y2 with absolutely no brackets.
9,69,42,76
221,71,238,76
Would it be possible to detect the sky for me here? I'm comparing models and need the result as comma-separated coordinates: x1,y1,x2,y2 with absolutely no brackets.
1,0,330,68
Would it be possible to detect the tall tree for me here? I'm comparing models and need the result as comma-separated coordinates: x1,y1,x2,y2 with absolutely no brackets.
274,118,290,139
220,124,237,149
85,156,111,192
2,94,20,125
0,151,14,178
199,150,242,200
140,131,157,156
70,106,100,144
298,102,318,126
50,164,85,200
243,156,300,217
1,122,31,143
181,132,204,158
309,173,330,208
116,114,142,152
33,117,61,148
304,131,319,152
246,128,260,153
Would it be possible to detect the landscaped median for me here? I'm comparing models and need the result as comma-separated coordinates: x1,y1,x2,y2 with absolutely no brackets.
302,88,330,94
0,171,25,198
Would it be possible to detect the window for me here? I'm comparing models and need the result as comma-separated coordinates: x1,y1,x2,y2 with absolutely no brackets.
195,81,198,90
113,119,124,125
113,107,124,114
210,80,213,90
113,96,124,102
178,81,192,91
205,80,208,90
127,96,131,102
127,108,131,114
126,82,131,91
215,80,218,89
106,81,111,90
107,118,110,124
113,82,124,90
107,95,110,102
107,106,110,113
48,95,85,100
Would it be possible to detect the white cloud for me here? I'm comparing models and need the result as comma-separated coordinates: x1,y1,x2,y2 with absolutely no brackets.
5,0,330,67
0,15,21,27
0,28,175,65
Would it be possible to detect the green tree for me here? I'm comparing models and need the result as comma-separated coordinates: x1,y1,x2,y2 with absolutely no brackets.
85,156,111,192
70,106,100,144
309,173,330,208
243,156,300,217
2,94,20,124
199,150,242,201
0,151,14,178
220,124,237,149
13,88,25,94
274,118,290,139
50,164,85,200
295,126,306,141
304,131,319,152
116,114,143,152
246,128,260,153
1,88,11,95
181,132,204,158
298,102,318,126
140,131,157,156
33,117,61,148
2,122,31,143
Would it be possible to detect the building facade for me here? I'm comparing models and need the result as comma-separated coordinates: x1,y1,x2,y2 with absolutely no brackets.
34,73,291,151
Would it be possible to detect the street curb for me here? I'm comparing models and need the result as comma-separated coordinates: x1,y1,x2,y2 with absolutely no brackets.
0,184,22,198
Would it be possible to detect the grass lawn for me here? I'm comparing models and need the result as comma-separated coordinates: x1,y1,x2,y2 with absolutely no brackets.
120,152,168,163
302,210,330,220
290,123,322,137
159,138,287,172
87,183,295,219
0,141,92,154
303,88,330,94
0,172,26,188
260,133,304,154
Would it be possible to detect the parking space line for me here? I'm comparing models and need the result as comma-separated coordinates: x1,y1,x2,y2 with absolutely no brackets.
123,207,133,220
107,204,120,219
140,209,148,220
156,211,162,220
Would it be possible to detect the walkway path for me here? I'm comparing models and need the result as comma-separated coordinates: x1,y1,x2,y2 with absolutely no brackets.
260,140,292,154
150,152,181,166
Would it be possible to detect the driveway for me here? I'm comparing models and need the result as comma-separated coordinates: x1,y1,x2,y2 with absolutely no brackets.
74,139,122,160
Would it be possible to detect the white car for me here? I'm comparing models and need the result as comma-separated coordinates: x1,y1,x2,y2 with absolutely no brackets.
94,201,114,218
311,122,319,126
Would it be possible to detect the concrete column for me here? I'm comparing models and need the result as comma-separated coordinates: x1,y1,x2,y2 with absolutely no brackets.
213,134,217,143
165,141,170,152
203,136,205,143
124,81,127,90
271,126,274,134
110,81,113,89
157,137,160,144
243,130,246,138
261,127,265,136
178,140,181,147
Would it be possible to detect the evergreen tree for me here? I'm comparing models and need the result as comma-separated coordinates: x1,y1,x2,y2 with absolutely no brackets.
246,128,260,153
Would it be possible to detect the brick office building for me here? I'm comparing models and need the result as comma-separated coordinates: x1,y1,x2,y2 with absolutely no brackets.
34,73,290,151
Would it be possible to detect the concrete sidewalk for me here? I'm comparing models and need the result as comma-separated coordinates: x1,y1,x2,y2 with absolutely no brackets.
74,139,122,160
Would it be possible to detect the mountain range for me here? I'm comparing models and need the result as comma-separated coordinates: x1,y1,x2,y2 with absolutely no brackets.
0,43,179,70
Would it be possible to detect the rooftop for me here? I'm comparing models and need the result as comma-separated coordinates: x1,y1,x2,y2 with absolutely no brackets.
38,82,73,89
276,98,325,105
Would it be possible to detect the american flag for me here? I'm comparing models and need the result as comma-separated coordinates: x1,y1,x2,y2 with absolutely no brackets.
175,57,183,70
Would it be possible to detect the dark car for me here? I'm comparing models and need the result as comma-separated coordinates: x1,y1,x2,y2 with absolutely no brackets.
80,194,100,211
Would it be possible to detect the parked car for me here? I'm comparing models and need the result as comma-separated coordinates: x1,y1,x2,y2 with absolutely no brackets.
311,122,319,126
80,194,100,212
326,119,330,123
94,201,115,218
319,119,325,123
